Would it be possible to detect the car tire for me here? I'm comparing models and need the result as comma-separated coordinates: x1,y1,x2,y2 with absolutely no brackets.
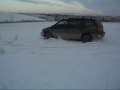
45,32,52,39
82,34,92,43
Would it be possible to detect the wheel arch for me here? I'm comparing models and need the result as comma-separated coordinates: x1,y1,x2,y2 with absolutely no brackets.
44,31,54,38
81,33,93,40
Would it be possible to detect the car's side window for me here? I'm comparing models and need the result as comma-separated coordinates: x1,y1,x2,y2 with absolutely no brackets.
56,20,67,27
68,20,81,28
85,20,95,28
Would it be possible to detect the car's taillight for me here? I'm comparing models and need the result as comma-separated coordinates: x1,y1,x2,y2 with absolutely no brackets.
98,26,103,32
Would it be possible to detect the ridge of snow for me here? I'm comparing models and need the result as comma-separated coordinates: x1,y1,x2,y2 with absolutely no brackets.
0,12,45,22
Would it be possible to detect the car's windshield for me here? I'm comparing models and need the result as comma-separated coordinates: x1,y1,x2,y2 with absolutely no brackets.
56,20,68,26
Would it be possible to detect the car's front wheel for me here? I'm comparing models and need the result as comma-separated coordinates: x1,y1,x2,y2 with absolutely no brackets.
82,34,92,43
44,32,52,39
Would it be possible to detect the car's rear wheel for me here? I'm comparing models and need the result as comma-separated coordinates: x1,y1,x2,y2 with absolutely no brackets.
82,34,92,43
44,32,52,39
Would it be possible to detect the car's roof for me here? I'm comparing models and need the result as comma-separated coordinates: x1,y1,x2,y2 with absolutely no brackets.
62,17,97,20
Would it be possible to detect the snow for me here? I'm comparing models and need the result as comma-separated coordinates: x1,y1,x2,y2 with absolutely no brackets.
0,12,45,22
0,22,120,89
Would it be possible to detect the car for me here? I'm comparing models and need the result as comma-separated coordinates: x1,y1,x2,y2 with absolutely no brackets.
41,17,105,43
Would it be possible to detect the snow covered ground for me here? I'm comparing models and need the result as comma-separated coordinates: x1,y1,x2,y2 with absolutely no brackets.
0,12,45,22
0,22,120,89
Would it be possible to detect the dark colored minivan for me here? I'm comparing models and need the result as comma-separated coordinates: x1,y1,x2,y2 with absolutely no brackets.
41,17,105,43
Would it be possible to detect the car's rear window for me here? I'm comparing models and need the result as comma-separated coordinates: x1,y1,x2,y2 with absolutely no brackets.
95,19,102,26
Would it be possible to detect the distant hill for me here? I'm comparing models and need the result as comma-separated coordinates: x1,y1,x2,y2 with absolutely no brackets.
0,12,46,22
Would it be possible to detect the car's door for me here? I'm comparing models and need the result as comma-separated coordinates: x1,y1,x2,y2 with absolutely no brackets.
52,20,69,39
66,19,83,40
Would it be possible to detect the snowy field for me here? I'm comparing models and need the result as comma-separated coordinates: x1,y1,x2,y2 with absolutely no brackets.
0,12,45,22
0,22,120,89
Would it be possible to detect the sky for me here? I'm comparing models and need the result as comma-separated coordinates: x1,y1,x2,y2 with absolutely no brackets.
0,0,120,16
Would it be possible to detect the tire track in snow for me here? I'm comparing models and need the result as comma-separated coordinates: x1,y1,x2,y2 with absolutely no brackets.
0,34,18,46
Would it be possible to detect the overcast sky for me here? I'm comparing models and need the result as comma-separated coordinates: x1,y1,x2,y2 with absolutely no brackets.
0,0,120,16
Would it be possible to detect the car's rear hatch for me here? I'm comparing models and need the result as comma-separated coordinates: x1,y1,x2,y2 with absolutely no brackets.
95,19,105,34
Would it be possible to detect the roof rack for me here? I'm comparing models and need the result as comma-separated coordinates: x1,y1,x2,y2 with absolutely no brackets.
68,16,97,19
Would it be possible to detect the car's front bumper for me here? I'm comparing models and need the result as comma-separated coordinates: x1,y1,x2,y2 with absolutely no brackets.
41,31,44,37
